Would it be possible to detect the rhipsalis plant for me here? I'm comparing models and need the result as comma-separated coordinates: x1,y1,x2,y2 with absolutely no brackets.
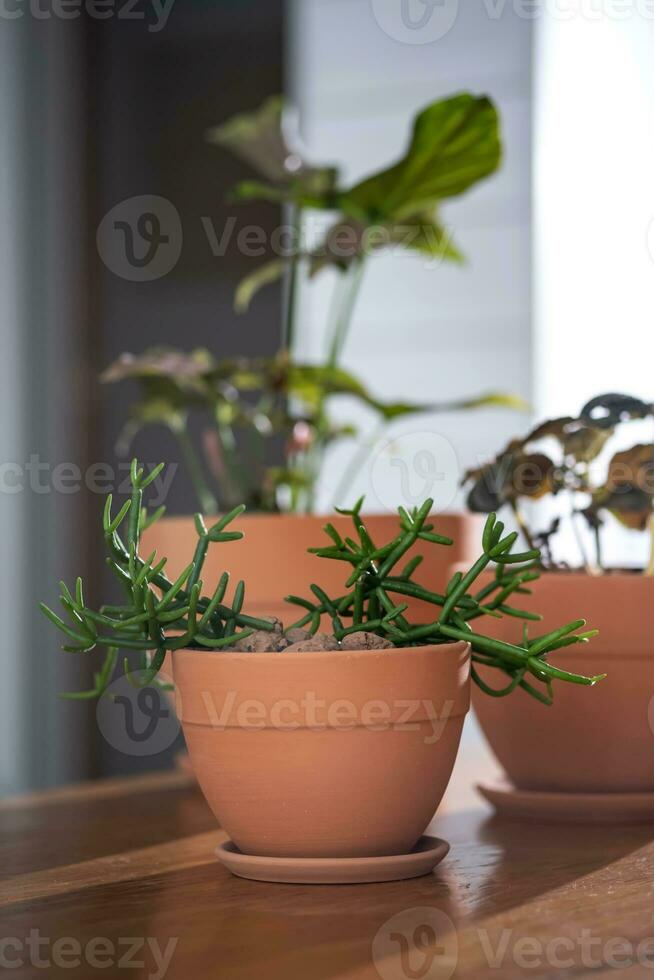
286,498,604,705
41,460,603,704
40,460,274,699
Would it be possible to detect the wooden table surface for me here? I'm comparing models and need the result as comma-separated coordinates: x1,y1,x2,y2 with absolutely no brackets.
3,770,654,979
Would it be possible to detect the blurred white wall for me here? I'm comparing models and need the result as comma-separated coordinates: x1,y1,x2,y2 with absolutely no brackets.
534,11,654,419
288,0,533,515
534,10,654,569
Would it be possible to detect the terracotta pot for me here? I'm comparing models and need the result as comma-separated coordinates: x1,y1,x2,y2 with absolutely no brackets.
143,512,482,627
172,641,470,858
468,570,654,792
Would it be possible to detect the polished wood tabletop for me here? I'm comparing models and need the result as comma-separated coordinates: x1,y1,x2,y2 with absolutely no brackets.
3,768,654,979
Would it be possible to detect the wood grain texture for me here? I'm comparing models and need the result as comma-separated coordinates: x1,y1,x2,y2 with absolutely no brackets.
2,773,654,979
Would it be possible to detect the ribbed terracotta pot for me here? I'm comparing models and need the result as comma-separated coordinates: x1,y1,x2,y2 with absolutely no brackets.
144,512,482,626
172,641,470,858
469,571,654,793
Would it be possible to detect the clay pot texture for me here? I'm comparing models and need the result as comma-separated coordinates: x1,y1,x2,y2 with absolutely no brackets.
469,571,654,793
143,512,482,627
173,641,470,858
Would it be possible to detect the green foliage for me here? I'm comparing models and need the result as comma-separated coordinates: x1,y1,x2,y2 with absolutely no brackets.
103,348,525,514
205,95,338,203
40,460,274,698
105,93,523,516
464,392,654,569
337,94,500,224
214,92,501,305
41,461,602,704
288,502,603,704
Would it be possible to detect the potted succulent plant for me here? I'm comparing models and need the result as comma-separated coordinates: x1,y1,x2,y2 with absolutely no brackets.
463,392,654,814
42,460,601,881
102,92,525,621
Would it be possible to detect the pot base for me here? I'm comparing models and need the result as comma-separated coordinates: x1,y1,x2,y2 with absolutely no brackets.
478,779,654,823
215,835,450,884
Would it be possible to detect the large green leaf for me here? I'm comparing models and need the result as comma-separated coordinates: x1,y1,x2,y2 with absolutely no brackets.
338,93,501,223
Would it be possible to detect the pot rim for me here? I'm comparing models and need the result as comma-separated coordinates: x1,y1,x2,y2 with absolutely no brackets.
172,640,470,664
173,641,471,728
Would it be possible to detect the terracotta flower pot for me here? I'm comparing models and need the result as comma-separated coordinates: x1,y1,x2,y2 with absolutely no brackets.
172,641,470,858
143,512,482,627
469,571,654,793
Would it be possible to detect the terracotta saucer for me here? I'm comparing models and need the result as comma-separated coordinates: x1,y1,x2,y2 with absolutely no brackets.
478,779,654,823
215,835,450,884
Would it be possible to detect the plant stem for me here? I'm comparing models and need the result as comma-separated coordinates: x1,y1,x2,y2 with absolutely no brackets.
509,499,536,552
570,504,590,572
301,259,366,513
173,422,218,515
214,422,251,509
281,202,303,353
325,258,365,370
594,523,603,573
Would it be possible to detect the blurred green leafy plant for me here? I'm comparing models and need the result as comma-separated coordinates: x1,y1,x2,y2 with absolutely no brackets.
464,392,654,571
41,460,602,704
104,93,526,514
102,347,520,515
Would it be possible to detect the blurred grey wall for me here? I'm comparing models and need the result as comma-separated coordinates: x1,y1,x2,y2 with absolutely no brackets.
97,0,285,517
0,17,97,795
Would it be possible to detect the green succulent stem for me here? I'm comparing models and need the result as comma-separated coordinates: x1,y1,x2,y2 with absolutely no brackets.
42,460,273,697
287,500,602,704
43,460,602,706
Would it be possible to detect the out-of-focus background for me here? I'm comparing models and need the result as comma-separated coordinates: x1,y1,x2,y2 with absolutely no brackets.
2,0,654,795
